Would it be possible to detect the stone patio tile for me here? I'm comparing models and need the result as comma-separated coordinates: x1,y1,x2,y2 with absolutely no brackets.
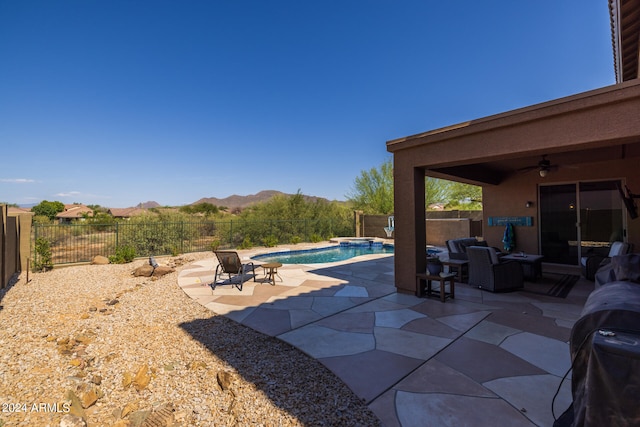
395,391,535,427
410,299,484,318
181,284,215,297
436,336,546,384
299,279,346,289
374,327,452,360
357,283,396,298
531,301,583,322
334,285,369,297
500,332,571,377
346,298,412,313
367,390,400,427
488,309,571,342
205,302,255,322
437,310,491,332
375,308,426,328
394,359,495,397
213,293,266,307
177,275,204,286
241,306,292,336
210,284,255,296
464,319,521,345
250,283,292,298
486,301,544,316
484,374,572,427
288,309,324,329
278,325,375,358
315,311,376,333
321,349,424,403
401,316,462,339
192,294,218,306
381,292,424,307
263,295,314,310
309,296,360,317
268,285,326,299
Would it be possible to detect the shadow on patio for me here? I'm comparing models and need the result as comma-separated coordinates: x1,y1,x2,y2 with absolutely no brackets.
178,252,593,426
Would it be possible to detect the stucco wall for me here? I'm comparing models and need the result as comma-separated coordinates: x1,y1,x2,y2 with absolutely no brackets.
483,157,640,254
357,211,482,243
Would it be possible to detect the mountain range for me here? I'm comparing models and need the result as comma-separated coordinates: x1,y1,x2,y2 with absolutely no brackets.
191,190,330,210
15,190,334,210
132,190,333,210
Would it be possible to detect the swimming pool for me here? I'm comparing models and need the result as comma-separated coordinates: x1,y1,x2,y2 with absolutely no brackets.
253,242,394,264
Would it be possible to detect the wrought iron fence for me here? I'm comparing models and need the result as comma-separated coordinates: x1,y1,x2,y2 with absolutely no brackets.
32,218,352,266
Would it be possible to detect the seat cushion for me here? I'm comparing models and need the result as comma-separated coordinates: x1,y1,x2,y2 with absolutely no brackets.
609,241,630,257
487,247,500,264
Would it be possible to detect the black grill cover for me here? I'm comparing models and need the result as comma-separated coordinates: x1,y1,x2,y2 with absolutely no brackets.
566,282,640,427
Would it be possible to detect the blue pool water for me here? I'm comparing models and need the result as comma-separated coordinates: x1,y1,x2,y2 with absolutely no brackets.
253,243,394,264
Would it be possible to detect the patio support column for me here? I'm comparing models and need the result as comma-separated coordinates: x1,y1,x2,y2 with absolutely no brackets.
393,164,426,294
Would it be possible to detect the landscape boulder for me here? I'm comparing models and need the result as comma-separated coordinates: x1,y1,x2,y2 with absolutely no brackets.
91,256,110,265
132,265,175,277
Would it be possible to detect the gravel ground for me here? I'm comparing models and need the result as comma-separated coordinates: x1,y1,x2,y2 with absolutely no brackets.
0,253,381,427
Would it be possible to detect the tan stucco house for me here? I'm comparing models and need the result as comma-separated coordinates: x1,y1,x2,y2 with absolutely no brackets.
386,0,640,294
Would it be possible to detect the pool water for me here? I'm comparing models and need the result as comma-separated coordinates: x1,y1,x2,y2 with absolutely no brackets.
253,244,394,264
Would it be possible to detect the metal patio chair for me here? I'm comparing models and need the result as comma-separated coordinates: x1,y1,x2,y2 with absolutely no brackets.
211,250,257,291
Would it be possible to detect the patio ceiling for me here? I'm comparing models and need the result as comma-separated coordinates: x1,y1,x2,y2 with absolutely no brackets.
427,142,640,186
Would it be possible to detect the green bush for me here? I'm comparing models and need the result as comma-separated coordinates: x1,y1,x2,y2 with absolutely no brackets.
238,237,253,249
109,245,136,264
262,235,278,247
290,235,302,244
33,237,53,272
310,233,323,243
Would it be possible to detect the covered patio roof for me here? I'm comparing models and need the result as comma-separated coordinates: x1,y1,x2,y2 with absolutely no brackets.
610,0,640,82
387,79,640,186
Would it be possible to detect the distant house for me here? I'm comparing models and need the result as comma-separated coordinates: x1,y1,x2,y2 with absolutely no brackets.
107,207,149,219
56,204,94,223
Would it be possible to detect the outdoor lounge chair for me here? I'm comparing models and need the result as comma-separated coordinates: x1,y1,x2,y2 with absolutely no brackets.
467,246,524,292
212,251,257,291
580,241,631,281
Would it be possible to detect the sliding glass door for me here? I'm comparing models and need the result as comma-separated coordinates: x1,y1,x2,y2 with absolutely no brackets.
539,180,625,265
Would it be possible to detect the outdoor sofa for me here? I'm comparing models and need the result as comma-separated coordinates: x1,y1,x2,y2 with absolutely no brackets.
445,237,488,260
466,246,523,292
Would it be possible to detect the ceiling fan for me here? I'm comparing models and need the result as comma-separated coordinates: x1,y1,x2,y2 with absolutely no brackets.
518,155,560,177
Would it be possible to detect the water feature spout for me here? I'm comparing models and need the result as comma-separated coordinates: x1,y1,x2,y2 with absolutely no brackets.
384,215,394,238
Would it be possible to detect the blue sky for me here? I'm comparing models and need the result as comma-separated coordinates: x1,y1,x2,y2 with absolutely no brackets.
1,1,614,208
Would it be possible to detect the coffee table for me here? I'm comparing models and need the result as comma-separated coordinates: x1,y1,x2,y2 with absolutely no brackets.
501,253,544,281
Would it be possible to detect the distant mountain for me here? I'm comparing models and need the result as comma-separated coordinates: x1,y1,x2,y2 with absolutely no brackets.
136,201,161,209
192,190,328,210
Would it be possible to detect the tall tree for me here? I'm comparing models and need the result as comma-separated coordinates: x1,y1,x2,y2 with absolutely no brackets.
349,160,482,213
31,200,65,220
347,159,394,214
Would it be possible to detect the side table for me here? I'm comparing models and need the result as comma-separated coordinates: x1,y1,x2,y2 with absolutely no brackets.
416,272,456,302
261,262,283,285
441,259,469,283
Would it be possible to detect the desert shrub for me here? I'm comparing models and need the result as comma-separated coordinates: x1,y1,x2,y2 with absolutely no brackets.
109,245,136,264
210,238,221,252
310,233,323,243
238,237,253,249
33,237,53,272
290,235,302,244
262,235,278,247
